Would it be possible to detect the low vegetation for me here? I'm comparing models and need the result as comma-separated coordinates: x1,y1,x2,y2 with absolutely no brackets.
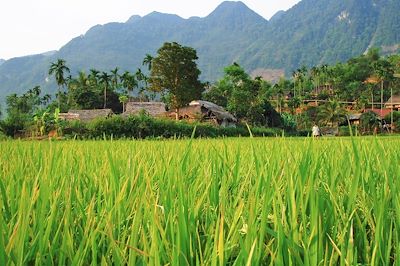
0,136,399,264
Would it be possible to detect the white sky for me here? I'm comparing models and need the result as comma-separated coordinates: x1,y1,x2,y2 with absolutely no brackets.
0,0,300,60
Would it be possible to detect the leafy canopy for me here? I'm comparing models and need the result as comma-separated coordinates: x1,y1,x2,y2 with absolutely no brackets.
149,42,203,111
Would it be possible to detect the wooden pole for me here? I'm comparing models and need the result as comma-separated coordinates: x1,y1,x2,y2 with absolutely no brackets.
394,74,400,133
391,86,393,134
380,80,384,119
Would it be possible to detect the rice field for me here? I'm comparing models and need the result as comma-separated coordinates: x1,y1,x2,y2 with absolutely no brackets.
0,136,399,265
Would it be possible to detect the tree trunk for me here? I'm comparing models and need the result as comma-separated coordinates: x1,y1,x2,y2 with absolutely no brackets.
372,90,374,110
380,80,384,118
104,86,107,109
293,82,296,98
391,86,393,134
175,108,179,121
58,85,61,109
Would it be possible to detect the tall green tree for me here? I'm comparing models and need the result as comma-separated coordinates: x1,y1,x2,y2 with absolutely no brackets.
118,95,129,113
99,72,112,109
149,42,203,119
89,69,100,86
68,71,102,109
48,59,70,109
110,67,120,91
121,71,138,96
135,68,149,100
372,59,394,114
4,86,49,135
317,100,347,127
203,63,280,126
143,54,153,71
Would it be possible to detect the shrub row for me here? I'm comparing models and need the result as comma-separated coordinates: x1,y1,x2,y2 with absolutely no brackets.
62,114,290,139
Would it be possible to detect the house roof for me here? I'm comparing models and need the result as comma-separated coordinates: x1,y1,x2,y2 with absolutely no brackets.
363,108,392,119
363,76,381,84
59,113,80,121
68,109,113,122
385,94,400,106
189,100,237,122
346,113,362,120
122,102,166,117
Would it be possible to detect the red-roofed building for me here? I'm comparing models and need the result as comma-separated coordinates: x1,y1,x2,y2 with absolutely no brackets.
363,108,392,119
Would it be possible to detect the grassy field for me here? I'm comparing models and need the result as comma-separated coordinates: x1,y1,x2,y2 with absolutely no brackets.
0,136,399,265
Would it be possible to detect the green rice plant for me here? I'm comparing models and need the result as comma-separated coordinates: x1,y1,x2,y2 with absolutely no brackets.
0,136,399,265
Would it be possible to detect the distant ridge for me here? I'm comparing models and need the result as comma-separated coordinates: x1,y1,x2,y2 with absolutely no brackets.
0,0,399,104
269,10,285,21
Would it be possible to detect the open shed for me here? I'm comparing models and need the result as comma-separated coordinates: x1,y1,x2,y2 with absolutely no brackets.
177,100,237,127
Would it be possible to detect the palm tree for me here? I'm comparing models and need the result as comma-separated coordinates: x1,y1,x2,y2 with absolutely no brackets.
99,72,112,108
68,71,90,107
48,59,70,108
298,65,308,98
89,69,100,86
110,67,120,91
292,70,300,98
119,95,129,113
121,71,138,96
142,54,153,71
273,83,285,114
317,100,347,127
310,66,320,93
373,60,395,117
135,68,149,100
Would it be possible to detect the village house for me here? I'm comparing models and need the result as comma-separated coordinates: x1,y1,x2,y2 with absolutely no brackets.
346,113,362,125
363,108,392,120
384,94,400,111
122,102,166,117
176,100,237,127
60,109,113,122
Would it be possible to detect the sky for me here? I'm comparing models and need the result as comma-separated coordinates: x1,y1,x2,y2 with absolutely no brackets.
0,0,300,60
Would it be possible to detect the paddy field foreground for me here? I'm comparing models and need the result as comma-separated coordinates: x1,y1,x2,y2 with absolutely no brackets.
0,136,399,265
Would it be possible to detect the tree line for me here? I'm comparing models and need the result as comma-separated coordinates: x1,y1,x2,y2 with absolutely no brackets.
0,43,399,138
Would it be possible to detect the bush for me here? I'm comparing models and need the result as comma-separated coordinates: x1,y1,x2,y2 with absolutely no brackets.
384,111,400,132
281,113,297,131
62,114,287,140
1,118,27,137
0,121,8,140
360,111,379,134
62,120,90,139
338,125,359,136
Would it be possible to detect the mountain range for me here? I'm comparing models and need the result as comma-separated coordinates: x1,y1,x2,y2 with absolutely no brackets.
0,0,399,106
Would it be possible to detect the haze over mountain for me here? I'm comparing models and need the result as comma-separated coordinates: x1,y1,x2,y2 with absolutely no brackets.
0,0,399,105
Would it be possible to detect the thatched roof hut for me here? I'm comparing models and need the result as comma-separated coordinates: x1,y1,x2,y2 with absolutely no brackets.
122,102,166,117
346,113,362,125
177,100,237,126
61,109,113,122
385,94,400,110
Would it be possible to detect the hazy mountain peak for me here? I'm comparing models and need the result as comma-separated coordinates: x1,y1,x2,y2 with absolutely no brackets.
126,15,141,24
208,1,265,21
270,10,285,21
41,50,57,57
0,59,5,66
145,11,183,19
214,1,248,10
